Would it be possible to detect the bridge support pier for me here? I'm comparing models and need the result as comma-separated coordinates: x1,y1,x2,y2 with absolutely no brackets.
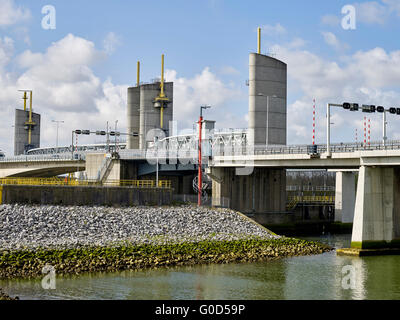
351,166,400,249
335,171,356,223
209,167,286,214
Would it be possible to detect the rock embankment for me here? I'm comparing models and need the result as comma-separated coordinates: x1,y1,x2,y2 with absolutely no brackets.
0,204,278,251
0,204,333,279
0,288,18,300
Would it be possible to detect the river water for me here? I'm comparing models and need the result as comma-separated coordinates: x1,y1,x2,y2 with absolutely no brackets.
1,234,400,300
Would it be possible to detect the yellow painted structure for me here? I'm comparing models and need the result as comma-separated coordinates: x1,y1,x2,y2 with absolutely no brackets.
0,178,172,189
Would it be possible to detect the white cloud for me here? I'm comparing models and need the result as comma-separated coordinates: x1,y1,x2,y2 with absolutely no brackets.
270,40,400,144
260,23,287,36
287,38,307,49
0,0,31,26
354,1,388,25
0,34,127,155
165,67,245,130
0,36,14,69
0,33,247,155
321,14,341,27
103,32,121,55
219,65,240,76
321,31,349,51
383,0,400,16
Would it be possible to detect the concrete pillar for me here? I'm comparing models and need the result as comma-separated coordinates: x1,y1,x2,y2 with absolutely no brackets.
351,166,400,249
209,167,286,213
335,171,356,223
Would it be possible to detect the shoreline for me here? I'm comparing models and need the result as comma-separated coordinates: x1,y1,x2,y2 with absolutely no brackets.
0,237,333,280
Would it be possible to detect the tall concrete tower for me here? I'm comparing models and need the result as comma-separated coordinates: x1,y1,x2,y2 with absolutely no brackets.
248,29,287,146
139,82,173,149
14,109,41,155
14,91,41,155
126,57,173,150
127,86,140,149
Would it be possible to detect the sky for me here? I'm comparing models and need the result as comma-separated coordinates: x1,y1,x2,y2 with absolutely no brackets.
1,0,400,154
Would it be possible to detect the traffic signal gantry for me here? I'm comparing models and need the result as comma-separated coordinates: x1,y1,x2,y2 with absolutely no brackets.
326,102,399,156
71,129,139,158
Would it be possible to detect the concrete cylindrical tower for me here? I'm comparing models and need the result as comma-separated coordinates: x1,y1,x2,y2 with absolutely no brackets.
14,109,41,155
248,53,287,146
126,86,140,149
139,82,173,150
163,82,174,135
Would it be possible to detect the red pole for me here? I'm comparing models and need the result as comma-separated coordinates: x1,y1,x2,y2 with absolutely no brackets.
198,115,203,206
364,116,367,149
312,99,316,145
368,118,371,147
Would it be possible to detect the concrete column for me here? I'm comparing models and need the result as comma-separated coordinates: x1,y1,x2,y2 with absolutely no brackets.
351,166,400,249
335,172,356,223
209,167,286,213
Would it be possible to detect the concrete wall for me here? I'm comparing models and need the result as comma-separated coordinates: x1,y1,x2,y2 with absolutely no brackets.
210,167,286,214
248,54,287,146
14,109,41,155
127,86,140,149
85,153,107,180
1,185,172,206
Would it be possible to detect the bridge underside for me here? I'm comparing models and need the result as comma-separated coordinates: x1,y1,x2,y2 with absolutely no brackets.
0,162,85,178
209,167,286,214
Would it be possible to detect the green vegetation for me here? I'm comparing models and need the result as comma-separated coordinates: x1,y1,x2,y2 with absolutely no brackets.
0,238,332,280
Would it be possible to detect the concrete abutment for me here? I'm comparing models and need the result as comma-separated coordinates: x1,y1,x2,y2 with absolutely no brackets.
210,167,286,214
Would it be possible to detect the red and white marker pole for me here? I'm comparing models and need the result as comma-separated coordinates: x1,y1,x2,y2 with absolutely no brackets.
368,118,371,147
312,99,316,145
364,117,367,149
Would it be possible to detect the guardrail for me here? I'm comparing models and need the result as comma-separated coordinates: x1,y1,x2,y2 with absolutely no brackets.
286,195,335,211
0,153,86,162
212,140,400,156
0,178,172,189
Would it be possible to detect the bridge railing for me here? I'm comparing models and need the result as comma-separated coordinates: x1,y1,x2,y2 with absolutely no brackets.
0,177,172,189
212,139,400,156
0,153,85,162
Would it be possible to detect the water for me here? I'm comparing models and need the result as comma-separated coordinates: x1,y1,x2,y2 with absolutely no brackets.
2,234,400,300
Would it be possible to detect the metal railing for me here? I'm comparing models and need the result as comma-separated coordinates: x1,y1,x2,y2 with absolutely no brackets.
286,185,335,192
0,178,172,189
213,140,400,156
286,195,335,211
0,153,85,162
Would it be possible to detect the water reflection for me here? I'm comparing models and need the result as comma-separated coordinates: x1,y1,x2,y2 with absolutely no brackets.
1,234,400,300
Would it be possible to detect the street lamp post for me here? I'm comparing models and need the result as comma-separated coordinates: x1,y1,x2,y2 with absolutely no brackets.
198,105,211,206
383,111,388,146
114,120,118,153
326,103,342,157
52,120,64,150
154,137,159,188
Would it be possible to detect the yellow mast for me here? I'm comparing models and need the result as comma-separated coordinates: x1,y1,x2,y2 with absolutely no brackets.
155,54,169,129
258,27,261,54
18,89,35,145
23,91,27,111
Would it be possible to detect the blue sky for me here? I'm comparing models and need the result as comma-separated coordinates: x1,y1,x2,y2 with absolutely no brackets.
1,0,400,154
